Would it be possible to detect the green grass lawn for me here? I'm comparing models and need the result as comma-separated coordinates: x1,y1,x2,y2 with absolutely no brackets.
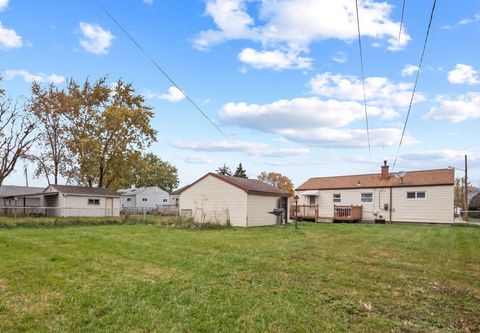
1,223,479,332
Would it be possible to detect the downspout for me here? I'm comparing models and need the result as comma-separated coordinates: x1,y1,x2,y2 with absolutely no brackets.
389,187,393,223
63,194,66,217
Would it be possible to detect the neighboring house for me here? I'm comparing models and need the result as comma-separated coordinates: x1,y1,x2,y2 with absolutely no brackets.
178,173,289,227
118,186,170,209
0,185,44,216
169,185,189,206
41,185,121,217
294,161,455,224
1,184,121,217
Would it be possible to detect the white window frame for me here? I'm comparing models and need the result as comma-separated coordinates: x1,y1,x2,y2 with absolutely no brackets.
361,192,373,202
406,191,426,199
88,198,100,205
309,195,316,205
333,193,341,203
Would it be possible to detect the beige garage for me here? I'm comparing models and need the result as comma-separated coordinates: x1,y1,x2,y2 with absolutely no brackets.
178,173,289,227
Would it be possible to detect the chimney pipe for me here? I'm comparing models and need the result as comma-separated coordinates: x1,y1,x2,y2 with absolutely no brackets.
381,160,389,180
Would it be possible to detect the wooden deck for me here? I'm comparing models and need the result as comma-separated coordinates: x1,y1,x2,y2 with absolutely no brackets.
290,204,319,220
334,205,363,222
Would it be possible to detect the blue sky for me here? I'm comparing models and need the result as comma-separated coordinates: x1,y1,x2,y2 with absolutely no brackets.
1,0,479,188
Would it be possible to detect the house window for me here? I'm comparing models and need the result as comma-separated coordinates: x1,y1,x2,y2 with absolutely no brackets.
88,198,100,205
361,193,373,202
163,199,168,203
407,191,426,199
126,198,131,202
142,198,148,202
333,193,341,203
309,196,316,205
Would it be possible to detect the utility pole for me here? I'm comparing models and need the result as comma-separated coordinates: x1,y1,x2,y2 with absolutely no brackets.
24,165,29,187
464,154,468,222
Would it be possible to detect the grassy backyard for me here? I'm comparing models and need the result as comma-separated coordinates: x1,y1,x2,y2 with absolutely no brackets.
0,222,479,332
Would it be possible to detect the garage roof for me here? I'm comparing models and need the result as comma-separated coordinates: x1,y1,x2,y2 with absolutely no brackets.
180,173,289,197
47,185,120,197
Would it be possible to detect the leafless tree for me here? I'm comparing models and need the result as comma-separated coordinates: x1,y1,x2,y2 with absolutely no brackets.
0,96,36,186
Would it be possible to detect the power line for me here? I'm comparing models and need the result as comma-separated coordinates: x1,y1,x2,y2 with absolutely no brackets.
392,0,437,170
354,0,373,161
398,0,406,47
95,0,229,140
354,0,377,205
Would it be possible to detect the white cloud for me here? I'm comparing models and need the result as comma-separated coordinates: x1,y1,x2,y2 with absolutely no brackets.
193,0,410,70
0,21,22,49
424,93,480,123
173,140,310,158
143,87,185,102
220,97,372,131
0,0,8,11
400,150,480,169
279,127,417,148
4,69,65,84
309,72,422,108
218,96,416,148
159,86,185,102
442,12,480,30
401,64,419,77
238,47,312,70
143,0,154,5
447,64,479,85
332,51,347,63
79,22,114,55
177,154,213,164
193,0,256,50
174,140,267,152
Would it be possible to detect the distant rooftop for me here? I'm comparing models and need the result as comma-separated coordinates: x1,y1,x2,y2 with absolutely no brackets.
0,185,45,198
47,185,120,197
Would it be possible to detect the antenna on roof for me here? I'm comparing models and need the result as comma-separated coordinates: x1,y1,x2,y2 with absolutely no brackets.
395,171,407,184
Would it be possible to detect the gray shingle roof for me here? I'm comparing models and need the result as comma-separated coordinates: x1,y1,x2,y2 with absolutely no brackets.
48,185,120,197
0,185,45,198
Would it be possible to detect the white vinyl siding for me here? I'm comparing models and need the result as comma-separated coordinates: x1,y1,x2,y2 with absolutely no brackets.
392,186,453,223
246,195,280,227
63,195,120,217
179,175,247,226
295,185,453,223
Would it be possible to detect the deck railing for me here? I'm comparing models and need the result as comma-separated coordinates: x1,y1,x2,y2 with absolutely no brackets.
290,204,319,219
334,205,363,221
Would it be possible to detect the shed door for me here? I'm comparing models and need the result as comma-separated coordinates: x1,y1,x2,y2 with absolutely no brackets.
105,198,113,216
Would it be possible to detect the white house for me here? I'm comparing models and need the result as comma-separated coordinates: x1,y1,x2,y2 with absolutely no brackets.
118,186,170,209
41,185,121,217
178,173,290,227
294,161,455,224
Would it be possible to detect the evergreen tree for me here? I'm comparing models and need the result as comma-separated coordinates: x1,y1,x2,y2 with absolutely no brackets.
216,163,232,176
234,163,247,178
